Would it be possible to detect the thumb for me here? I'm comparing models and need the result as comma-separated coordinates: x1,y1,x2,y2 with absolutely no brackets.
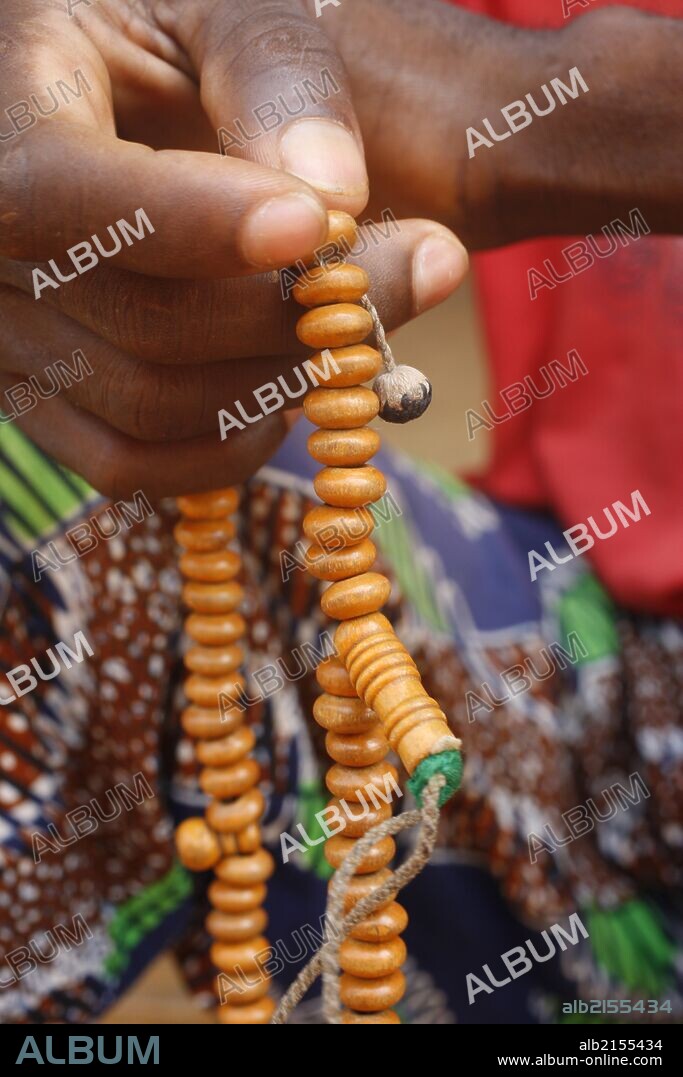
176,0,369,213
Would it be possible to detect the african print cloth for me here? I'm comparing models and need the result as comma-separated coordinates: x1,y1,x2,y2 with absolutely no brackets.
0,421,681,1024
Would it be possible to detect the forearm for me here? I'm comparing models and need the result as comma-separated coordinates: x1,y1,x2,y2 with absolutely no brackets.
335,2,683,248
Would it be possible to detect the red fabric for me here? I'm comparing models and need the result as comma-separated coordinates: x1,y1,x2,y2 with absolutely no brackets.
445,0,683,616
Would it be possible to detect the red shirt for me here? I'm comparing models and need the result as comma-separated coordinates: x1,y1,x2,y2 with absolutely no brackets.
449,0,683,616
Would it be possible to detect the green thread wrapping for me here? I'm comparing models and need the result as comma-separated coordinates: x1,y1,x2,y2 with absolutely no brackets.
104,861,193,978
407,750,463,809
585,901,675,997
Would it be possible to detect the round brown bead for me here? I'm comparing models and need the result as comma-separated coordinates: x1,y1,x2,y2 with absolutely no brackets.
339,937,407,978
350,902,408,942
304,387,378,430
305,538,376,582
179,550,241,583
217,996,275,1024
177,489,239,519
182,581,244,615
325,834,395,874
316,656,356,697
292,263,369,307
206,789,265,833
326,760,399,803
181,705,240,740
215,971,271,1006
175,817,221,872
338,869,397,914
325,210,359,253
200,758,260,800
185,612,246,647
313,694,375,734
220,834,238,856
314,467,386,508
174,518,235,552
206,908,268,942
196,726,255,767
296,304,373,349
185,644,243,677
326,796,392,838
325,725,388,766
236,823,262,854
209,881,267,913
339,970,406,1012
210,937,269,973
304,505,375,550
321,573,391,620
341,1009,400,1025
215,849,275,886
304,345,382,388
307,428,380,468
184,673,245,708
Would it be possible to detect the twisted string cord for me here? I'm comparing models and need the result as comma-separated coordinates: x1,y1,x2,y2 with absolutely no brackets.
359,295,397,374
270,774,444,1025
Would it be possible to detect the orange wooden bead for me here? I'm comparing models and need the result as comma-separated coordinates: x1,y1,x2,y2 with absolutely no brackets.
304,505,375,549
217,996,275,1024
304,386,379,430
296,303,373,349
339,937,407,978
196,726,255,767
349,902,408,942
314,467,387,508
326,760,398,803
181,705,239,740
305,537,376,581
215,849,275,886
237,823,262,854
325,210,359,252
313,693,375,734
307,428,380,467
292,263,369,307
210,937,269,972
174,518,235,552
182,581,244,614
185,644,243,677
316,656,356,697
177,489,239,519
304,345,382,388
207,788,265,833
325,834,395,874
175,817,221,872
185,613,246,647
341,1009,401,1024
321,572,391,620
325,726,388,766
326,797,392,838
220,834,238,856
184,673,245,708
209,881,267,913
340,970,406,1012
338,869,397,914
200,758,260,800
206,908,268,942
215,971,271,1005
179,550,241,583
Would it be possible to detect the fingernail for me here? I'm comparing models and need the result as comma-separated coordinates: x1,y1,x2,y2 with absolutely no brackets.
413,232,469,313
241,192,327,268
280,120,368,199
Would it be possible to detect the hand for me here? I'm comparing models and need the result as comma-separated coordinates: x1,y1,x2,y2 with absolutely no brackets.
0,0,469,500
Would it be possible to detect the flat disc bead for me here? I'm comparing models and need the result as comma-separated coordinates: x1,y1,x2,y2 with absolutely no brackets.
305,345,382,388
182,581,244,614
196,726,255,767
316,656,356,696
185,613,246,646
339,937,407,978
179,550,241,582
325,834,396,874
321,572,391,620
207,788,265,833
181,705,238,740
184,644,243,677
338,868,396,914
341,1010,400,1025
215,848,275,886
210,937,269,973
325,210,359,252
305,537,376,581
313,693,375,733
307,428,380,467
236,823,262,854
296,304,373,349
304,386,378,429
174,518,235,551
184,673,245,708
218,997,275,1024
209,880,267,913
349,901,408,942
215,973,271,1007
326,760,398,802
177,489,238,519
199,758,260,799
326,796,392,837
206,908,267,942
340,970,406,1012
175,817,221,871
314,467,386,508
325,725,388,766
292,263,369,307
304,505,374,550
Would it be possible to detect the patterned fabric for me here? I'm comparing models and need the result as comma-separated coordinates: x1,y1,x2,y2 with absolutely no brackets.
0,421,681,1023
